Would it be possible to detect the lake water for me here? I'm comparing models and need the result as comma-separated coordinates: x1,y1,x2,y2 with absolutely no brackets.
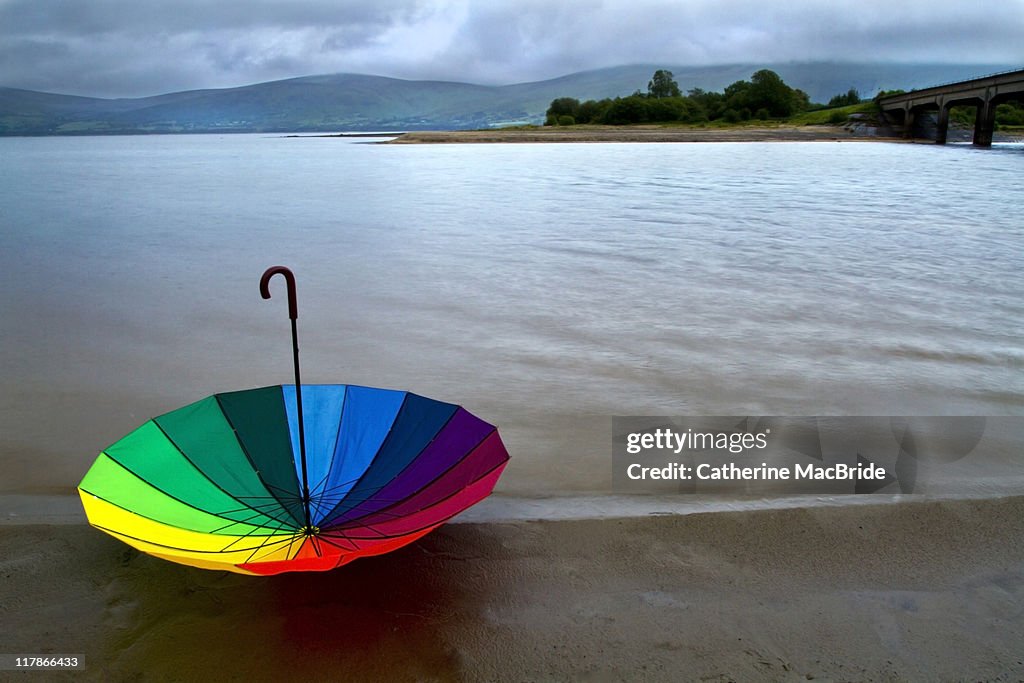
1,134,1022,502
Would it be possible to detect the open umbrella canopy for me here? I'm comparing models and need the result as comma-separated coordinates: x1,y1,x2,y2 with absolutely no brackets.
78,384,509,575
78,266,510,575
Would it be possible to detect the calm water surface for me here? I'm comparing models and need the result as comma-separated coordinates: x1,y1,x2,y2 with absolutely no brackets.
1,135,1022,496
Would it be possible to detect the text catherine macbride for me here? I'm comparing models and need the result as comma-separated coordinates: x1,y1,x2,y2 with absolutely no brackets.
623,427,888,481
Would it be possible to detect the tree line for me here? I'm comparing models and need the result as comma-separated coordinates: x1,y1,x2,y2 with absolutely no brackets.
546,68,1024,130
545,69,818,126
544,68,1024,130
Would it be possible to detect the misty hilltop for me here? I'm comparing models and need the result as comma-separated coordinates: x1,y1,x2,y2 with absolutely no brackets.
0,62,1015,136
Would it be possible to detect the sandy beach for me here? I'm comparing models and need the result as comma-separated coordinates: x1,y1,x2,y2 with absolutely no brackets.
382,125,897,144
3,495,1023,681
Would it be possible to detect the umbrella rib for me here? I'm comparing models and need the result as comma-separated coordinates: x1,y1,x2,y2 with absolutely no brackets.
233,496,305,527
199,498,300,531
316,392,410,520
323,488,406,506
245,527,304,565
307,474,376,503
310,463,385,524
325,512,443,543
317,478,357,492
302,467,338,523
314,384,350,511
209,507,298,535
237,534,297,558
322,504,409,524
315,485,416,527
328,520,388,540
303,478,391,524
218,519,294,551
92,521,296,556
151,420,298,530
214,393,306,528
307,469,332,500
244,528,307,565
316,532,359,553
259,480,307,500
317,396,461,525
282,530,303,562
312,476,368,499
81,489,294,544
316,484,396,519
322,427,498,528
308,494,334,525
80,460,294,535
322,458,508,536
309,391,459,525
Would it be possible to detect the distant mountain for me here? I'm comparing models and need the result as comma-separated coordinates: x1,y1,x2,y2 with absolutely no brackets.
1,62,1016,135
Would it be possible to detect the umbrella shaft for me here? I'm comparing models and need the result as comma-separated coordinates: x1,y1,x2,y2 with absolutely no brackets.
290,318,311,528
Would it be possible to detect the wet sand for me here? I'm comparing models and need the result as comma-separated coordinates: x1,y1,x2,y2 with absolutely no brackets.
383,125,898,144
3,496,1023,681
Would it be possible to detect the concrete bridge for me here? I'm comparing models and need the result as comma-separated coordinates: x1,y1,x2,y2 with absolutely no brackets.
877,68,1024,146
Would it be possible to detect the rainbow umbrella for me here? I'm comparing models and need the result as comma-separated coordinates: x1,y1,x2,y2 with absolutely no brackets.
77,267,509,575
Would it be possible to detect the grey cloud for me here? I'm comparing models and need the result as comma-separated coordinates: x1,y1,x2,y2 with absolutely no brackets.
0,0,1021,98
398,1,1024,84
0,0,420,34
0,0,431,95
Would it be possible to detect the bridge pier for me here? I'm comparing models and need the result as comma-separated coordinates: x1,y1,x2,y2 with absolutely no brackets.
935,103,949,145
973,98,996,147
902,106,915,139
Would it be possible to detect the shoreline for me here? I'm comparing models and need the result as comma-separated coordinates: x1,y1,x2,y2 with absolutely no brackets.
2,495,1022,680
382,125,902,144
376,125,1024,145
6,489,1024,526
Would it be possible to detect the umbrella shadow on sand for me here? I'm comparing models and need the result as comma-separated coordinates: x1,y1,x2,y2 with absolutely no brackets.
95,523,512,680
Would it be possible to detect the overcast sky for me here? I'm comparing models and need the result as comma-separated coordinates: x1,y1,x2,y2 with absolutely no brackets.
1,0,1022,98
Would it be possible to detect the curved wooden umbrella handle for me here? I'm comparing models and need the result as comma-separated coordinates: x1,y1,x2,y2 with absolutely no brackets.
260,266,298,320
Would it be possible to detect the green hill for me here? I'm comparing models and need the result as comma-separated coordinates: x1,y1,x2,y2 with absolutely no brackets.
0,63,1015,135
